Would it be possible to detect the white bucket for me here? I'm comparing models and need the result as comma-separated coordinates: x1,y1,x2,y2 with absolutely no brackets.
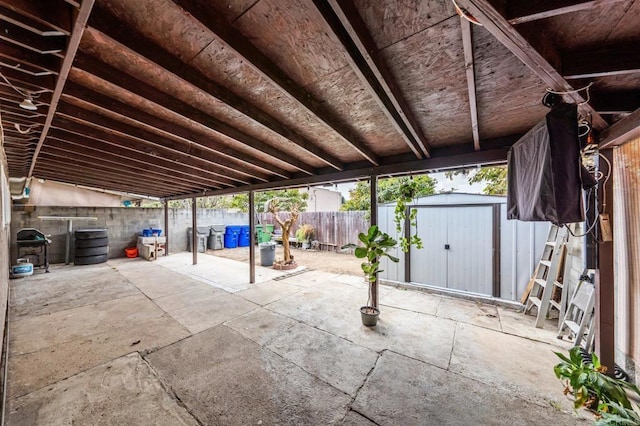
11,258,34,278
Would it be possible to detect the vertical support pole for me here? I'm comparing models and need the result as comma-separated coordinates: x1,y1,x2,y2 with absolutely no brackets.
249,189,255,284
596,148,615,371
192,197,197,266
370,174,378,308
164,200,169,256
65,219,72,265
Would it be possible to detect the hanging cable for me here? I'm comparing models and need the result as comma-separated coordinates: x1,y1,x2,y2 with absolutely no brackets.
0,71,39,99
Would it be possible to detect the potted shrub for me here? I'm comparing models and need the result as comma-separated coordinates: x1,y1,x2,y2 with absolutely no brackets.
295,224,315,249
343,225,398,326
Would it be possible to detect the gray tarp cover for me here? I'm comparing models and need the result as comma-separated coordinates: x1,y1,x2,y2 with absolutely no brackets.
507,103,584,225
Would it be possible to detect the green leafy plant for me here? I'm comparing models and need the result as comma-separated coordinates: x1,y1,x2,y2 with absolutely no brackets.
343,225,399,311
295,224,315,243
554,347,640,421
394,178,423,252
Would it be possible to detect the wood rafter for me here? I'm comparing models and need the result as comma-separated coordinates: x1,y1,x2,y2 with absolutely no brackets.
508,0,628,25
70,54,312,176
27,0,94,177
455,0,608,130
460,17,480,151
592,91,640,114
314,0,431,158
87,13,344,172
0,0,71,35
563,44,640,79
599,107,640,148
171,0,377,166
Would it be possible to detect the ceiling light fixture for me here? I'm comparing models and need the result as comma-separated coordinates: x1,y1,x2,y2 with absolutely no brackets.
19,97,37,111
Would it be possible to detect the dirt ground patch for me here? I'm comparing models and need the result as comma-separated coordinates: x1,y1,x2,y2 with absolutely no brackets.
206,245,362,276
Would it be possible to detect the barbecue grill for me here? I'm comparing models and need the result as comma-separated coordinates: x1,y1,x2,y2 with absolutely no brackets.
16,228,51,272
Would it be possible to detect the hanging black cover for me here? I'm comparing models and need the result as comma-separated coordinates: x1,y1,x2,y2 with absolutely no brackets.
507,103,585,225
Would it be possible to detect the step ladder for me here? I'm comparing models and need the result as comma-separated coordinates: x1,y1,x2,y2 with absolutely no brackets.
557,270,596,350
524,224,569,328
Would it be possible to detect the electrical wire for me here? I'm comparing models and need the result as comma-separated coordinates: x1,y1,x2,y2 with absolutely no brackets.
546,82,594,96
0,70,39,99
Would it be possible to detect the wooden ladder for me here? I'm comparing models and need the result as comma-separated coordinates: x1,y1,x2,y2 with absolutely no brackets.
523,224,569,328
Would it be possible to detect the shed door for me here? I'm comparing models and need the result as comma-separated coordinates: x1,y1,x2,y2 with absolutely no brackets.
409,205,495,296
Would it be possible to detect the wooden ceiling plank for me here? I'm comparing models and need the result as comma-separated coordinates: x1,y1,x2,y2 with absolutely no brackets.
46,128,234,186
27,0,94,178
599,107,640,148
68,59,309,176
0,42,61,74
455,0,608,131
0,20,66,54
0,67,55,92
0,0,72,35
316,0,430,158
87,16,342,172
508,0,628,25
49,120,249,186
165,147,511,200
56,100,286,181
52,113,253,186
0,5,66,36
563,45,640,79
174,0,379,166
592,91,640,114
37,157,200,193
43,141,222,190
460,17,481,151
37,154,202,192
32,171,169,198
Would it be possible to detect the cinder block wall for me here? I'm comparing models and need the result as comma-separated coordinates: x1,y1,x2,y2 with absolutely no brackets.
11,206,248,264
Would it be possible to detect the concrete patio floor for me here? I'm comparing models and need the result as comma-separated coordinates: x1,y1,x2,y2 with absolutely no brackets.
6,252,589,425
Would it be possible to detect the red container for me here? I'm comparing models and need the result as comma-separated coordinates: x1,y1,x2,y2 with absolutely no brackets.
124,247,138,258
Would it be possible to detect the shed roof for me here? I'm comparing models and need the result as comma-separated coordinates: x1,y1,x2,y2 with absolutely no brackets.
1,0,639,199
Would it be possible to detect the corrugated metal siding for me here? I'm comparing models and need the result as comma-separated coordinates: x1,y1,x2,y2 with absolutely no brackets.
379,193,550,301
613,137,640,376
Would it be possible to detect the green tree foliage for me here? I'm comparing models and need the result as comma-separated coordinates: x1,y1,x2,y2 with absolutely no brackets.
340,175,437,212
445,166,507,195
229,190,308,213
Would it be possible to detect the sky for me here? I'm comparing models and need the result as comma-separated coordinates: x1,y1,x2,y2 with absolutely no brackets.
331,172,485,200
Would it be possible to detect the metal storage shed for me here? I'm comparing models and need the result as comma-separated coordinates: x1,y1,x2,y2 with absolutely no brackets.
378,193,551,301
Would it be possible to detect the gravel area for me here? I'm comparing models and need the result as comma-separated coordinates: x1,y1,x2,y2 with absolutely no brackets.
205,245,362,276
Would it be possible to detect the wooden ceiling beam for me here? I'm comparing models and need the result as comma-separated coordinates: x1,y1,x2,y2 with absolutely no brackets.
592,91,640,114
37,156,200,193
0,43,60,74
48,120,249,186
44,139,224,189
0,67,55,92
56,100,285,181
460,17,481,151
69,57,314,175
563,44,640,79
166,146,512,200
27,0,93,178
508,0,628,25
313,0,430,158
455,0,608,130
0,0,71,35
52,112,253,186
0,5,66,36
600,107,640,148
32,170,169,198
86,17,343,172
0,20,66,55
46,134,232,189
173,0,379,166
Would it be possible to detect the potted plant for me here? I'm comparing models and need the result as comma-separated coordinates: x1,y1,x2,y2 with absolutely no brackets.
295,224,315,249
343,225,399,326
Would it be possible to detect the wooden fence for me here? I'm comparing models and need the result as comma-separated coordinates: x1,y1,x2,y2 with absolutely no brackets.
258,211,368,252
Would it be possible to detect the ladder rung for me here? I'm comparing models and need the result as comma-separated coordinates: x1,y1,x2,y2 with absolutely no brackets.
549,300,561,310
540,260,552,267
546,242,556,247
534,278,547,287
554,280,563,288
528,296,541,307
565,320,580,334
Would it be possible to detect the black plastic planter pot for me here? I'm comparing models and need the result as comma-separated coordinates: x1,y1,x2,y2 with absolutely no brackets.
360,306,380,327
